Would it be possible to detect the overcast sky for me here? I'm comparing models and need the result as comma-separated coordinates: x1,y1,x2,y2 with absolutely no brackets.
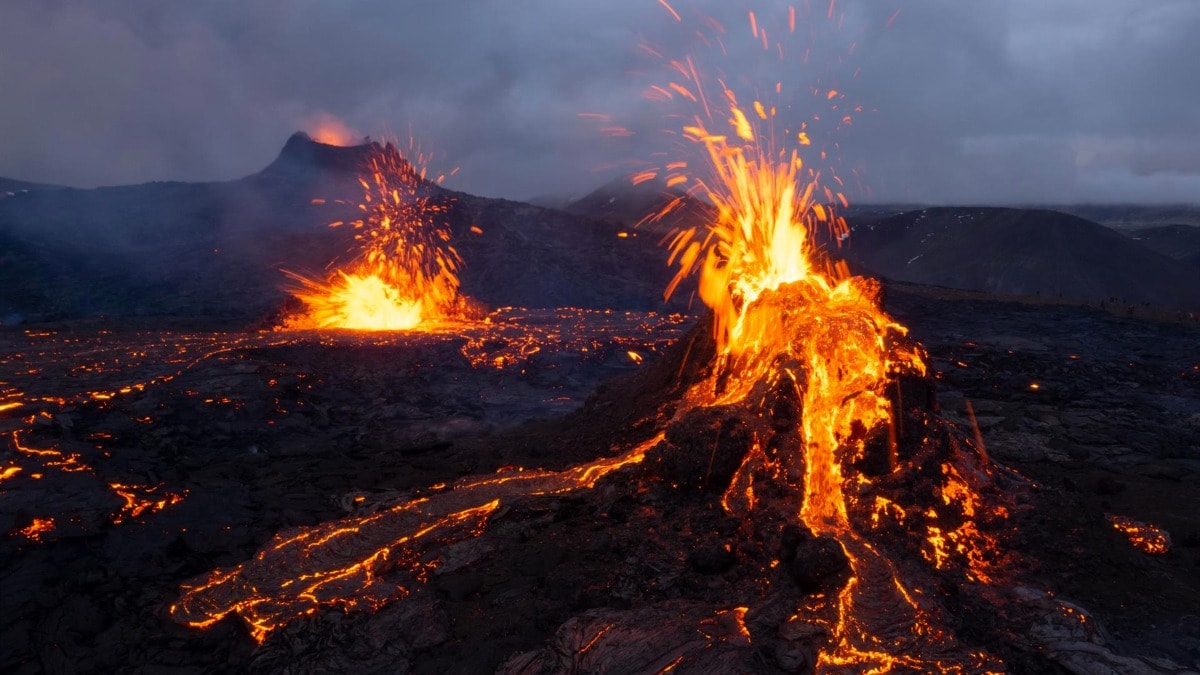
2,0,1198,204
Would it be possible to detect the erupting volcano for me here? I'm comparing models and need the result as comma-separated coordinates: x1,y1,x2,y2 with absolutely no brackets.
5,3,1196,674
646,80,1010,668
169,5,1081,672
284,139,471,331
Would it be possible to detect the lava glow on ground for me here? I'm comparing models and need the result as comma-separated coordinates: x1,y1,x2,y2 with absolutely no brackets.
0,309,687,544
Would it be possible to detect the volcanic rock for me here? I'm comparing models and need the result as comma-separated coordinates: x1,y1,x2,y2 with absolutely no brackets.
648,405,754,494
687,543,737,575
781,529,851,594
500,603,758,674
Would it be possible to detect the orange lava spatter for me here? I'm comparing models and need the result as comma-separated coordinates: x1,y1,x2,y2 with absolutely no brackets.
284,140,466,331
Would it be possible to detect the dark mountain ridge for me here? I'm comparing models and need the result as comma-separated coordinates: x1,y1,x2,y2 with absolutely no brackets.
840,207,1200,311
564,175,716,241
561,179,1200,312
1113,223,1200,266
6,140,1198,322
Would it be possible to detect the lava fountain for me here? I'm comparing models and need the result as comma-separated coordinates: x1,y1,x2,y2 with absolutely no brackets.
284,139,468,331
634,3,1008,670
653,91,1000,675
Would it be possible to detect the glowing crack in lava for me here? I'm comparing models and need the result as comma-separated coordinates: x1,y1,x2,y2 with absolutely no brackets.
284,140,466,331
169,436,659,642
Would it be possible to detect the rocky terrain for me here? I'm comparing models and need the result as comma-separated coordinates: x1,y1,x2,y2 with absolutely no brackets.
890,283,1200,660
2,285,1198,673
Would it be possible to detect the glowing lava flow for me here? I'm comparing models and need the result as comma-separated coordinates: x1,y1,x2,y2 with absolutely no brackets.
170,435,659,642
285,140,466,331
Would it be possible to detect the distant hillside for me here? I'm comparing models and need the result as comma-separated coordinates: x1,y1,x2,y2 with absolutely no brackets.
1054,204,1200,228
1113,224,1200,266
0,133,361,320
566,180,918,241
0,134,683,321
563,176,715,241
0,177,64,197
841,207,1200,311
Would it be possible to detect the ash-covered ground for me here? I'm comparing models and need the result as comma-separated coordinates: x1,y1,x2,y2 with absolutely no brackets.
2,288,1198,673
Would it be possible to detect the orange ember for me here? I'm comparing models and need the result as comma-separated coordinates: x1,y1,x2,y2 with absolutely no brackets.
284,140,467,331
1107,514,1171,555
16,516,55,543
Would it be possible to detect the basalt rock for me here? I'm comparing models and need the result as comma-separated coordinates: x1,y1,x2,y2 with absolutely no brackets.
647,405,754,495
785,534,852,595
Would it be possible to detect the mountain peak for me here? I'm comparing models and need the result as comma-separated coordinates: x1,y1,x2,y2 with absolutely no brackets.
258,132,379,179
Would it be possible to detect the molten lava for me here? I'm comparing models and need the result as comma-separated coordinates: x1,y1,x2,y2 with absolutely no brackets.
170,435,661,642
110,482,187,526
640,5,1007,670
284,140,467,331
1107,514,1171,555
15,516,55,543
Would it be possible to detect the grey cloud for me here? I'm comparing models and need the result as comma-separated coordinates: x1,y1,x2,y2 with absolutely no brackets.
0,0,1197,203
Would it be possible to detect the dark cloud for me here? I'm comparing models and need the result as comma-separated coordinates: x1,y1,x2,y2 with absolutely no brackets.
1,0,1197,203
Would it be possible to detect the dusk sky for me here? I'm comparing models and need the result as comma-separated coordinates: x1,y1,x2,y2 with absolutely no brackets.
2,0,1198,204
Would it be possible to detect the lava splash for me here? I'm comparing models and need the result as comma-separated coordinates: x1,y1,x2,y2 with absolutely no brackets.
284,139,469,331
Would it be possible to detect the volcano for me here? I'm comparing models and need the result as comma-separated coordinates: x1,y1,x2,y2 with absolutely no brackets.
0,133,682,323
154,293,1199,673
151,69,1200,667
3,4,1199,670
